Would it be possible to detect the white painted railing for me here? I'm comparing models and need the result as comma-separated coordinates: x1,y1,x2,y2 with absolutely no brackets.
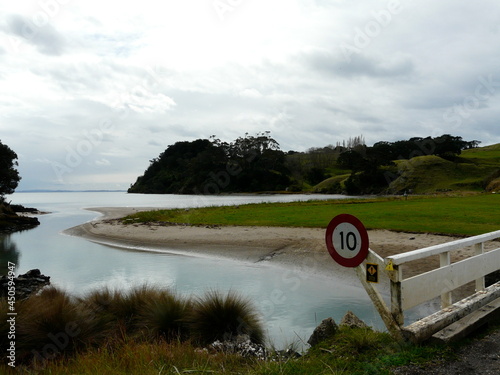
383,230,500,342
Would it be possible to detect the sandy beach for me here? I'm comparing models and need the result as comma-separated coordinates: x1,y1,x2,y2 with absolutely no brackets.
64,207,499,291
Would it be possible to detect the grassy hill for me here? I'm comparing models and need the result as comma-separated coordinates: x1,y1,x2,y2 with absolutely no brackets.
313,143,500,194
388,143,500,194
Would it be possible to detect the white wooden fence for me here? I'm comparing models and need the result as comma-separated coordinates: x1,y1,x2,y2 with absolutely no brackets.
382,230,500,342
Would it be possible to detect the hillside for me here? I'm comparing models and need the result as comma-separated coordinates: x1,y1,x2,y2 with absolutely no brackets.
385,144,500,194
129,134,499,195
312,143,500,195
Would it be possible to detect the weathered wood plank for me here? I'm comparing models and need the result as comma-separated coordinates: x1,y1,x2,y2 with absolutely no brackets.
402,282,500,343
430,297,500,344
388,230,500,265
401,248,500,310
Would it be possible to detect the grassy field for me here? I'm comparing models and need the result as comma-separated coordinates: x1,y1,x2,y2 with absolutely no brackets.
124,193,500,236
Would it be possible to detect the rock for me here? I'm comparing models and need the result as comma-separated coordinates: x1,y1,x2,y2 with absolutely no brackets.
0,269,51,300
339,311,368,329
307,317,338,347
208,334,267,359
22,269,41,278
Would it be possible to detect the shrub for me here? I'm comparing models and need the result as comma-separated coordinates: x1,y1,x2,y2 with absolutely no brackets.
139,289,191,341
186,290,265,346
14,287,98,362
79,285,165,339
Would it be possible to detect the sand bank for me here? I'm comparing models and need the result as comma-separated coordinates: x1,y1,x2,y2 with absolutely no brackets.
64,206,498,288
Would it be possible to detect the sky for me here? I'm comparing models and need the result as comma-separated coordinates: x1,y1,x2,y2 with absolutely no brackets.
0,0,499,191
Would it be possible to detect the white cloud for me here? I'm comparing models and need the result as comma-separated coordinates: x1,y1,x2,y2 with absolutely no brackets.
0,0,499,190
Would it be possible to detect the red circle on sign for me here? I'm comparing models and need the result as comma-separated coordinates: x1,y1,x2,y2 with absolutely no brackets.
325,214,369,268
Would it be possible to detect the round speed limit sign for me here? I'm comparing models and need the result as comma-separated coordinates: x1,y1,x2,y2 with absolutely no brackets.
325,214,369,268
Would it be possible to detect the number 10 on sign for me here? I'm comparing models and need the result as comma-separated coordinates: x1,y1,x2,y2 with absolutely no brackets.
326,214,369,268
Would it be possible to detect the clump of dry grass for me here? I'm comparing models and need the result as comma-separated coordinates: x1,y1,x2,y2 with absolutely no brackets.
186,290,265,346
0,284,265,368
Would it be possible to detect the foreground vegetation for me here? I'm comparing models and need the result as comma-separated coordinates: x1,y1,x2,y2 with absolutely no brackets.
1,281,471,374
3,290,496,375
0,285,264,371
124,193,499,236
1,328,459,375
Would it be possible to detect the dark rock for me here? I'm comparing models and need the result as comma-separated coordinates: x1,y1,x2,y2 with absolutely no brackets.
0,269,51,300
22,269,41,278
307,317,338,347
339,311,368,329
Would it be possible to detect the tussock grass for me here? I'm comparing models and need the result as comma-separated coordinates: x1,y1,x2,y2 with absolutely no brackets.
187,290,265,346
15,287,95,362
138,288,192,341
0,284,265,368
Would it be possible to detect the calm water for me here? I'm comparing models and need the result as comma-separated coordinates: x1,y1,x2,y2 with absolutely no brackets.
1,192,420,348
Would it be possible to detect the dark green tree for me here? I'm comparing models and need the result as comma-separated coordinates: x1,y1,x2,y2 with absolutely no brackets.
0,141,20,199
128,132,291,194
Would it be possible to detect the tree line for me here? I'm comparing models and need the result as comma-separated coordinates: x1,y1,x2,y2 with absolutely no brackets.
128,133,480,195
128,132,291,194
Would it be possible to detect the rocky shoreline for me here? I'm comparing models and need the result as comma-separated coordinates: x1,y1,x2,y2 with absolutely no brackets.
0,269,51,300
0,202,41,234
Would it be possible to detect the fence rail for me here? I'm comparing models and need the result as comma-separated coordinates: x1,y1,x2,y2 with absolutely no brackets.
381,229,500,342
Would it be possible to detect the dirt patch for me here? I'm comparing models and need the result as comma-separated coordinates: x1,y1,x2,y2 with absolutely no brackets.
394,325,500,374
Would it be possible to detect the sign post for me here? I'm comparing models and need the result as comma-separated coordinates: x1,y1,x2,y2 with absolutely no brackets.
325,214,403,340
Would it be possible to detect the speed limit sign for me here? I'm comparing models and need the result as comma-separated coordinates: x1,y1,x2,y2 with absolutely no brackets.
325,214,369,268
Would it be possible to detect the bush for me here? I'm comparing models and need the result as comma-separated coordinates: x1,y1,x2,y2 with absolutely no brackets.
186,290,265,346
138,289,192,341
0,285,266,366
79,285,168,340
14,287,100,362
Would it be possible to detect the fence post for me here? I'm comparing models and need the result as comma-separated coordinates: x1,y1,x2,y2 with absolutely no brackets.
474,243,485,292
390,265,404,326
355,263,404,341
440,252,452,308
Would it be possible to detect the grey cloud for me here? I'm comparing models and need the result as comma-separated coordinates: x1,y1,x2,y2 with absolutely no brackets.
148,140,163,147
303,49,415,78
4,14,66,56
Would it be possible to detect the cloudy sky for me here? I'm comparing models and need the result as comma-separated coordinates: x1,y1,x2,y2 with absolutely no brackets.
1,0,499,191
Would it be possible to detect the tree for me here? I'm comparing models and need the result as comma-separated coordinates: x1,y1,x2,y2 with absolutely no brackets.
0,141,20,198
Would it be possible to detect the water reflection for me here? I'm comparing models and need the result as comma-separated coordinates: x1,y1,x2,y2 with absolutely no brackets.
0,234,20,274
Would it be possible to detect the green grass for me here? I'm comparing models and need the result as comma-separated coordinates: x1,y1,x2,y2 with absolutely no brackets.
0,326,457,375
386,144,500,194
462,143,500,164
123,193,500,236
